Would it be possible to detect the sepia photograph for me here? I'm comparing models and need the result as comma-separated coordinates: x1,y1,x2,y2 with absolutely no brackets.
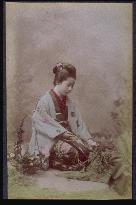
6,2,132,199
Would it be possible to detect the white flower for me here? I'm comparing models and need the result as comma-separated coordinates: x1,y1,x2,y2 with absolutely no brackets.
10,153,15,158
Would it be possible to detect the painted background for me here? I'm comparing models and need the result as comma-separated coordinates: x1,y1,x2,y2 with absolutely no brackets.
6,3,132,164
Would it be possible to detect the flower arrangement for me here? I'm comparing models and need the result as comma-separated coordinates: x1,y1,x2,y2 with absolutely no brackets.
8,115,49,175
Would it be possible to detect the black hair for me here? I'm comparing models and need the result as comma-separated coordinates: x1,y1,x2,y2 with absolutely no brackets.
53,62,76,85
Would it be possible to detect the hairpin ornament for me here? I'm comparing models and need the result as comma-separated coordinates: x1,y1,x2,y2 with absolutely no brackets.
56,62,63,71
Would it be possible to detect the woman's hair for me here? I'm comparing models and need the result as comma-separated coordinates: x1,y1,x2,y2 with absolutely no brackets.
53,62,76,85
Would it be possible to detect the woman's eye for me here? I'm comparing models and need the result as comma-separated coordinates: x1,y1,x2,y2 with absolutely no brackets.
69,84,74,87
71,84,74,88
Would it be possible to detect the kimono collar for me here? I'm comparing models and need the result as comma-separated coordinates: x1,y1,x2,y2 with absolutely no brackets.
51,89,67,112
51,89,66,102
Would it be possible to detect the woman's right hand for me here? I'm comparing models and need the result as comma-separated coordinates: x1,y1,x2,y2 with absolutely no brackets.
63,131,74,138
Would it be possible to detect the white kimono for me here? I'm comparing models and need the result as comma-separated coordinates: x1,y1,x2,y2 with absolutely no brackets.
29,91,92,156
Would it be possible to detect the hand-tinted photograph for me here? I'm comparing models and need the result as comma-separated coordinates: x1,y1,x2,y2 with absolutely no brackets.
6,2,132,199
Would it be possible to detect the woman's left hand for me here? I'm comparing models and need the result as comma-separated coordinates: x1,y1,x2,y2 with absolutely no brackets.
87,138,97,148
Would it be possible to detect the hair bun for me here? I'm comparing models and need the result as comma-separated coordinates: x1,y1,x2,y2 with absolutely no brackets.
53,62,63,74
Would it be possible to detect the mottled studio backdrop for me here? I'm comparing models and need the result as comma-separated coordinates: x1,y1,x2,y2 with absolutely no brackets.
6,3,132,163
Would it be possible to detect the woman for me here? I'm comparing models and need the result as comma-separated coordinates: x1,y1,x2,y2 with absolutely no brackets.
29,62,97,171
28,62,130,195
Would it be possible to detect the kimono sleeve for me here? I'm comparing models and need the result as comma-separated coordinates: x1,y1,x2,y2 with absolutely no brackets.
74,106,93,141
32,96,67,139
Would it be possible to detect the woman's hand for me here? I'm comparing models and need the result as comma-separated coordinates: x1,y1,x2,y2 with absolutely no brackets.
63,131,74,138
87,138,97,149
55,131,75,141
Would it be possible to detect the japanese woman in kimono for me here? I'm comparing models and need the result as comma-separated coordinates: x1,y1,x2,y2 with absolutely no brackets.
28,62,130,195
29,62,97,171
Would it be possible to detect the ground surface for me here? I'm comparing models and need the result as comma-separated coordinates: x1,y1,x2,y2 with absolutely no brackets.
8,163,131,199
29,169,110,193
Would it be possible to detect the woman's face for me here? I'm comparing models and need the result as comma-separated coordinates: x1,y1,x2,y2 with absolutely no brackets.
58,77,75,96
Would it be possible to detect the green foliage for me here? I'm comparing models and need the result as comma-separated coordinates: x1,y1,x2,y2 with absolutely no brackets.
8,151,49,175
58,143,120,184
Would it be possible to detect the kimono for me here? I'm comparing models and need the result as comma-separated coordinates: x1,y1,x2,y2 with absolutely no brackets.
29,89,93,170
